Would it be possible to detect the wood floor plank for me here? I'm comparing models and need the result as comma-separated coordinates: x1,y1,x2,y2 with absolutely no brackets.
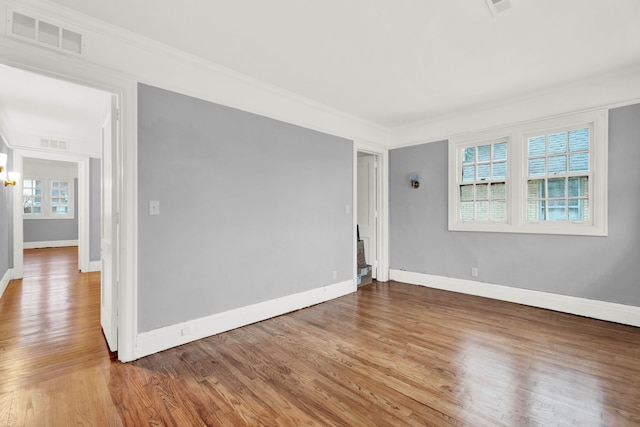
1,248,639,426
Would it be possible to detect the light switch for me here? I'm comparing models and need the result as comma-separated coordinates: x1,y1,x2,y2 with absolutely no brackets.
149,200,160,215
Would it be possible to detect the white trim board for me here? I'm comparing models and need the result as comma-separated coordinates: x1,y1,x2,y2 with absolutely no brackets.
0,268,13,300
88,260,101,272
23,240,78,249
389,270,640,328
136,279,355,359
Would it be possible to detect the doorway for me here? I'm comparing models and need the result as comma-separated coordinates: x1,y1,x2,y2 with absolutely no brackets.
1,65,119,351
357,151,379,279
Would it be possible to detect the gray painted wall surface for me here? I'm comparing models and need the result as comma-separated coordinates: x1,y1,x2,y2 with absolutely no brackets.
389,103,640,307
23,179,79,242
0,137,12,279
138,83,353,332
90,158,101,262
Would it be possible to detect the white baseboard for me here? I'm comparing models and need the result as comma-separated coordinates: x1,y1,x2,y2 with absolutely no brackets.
136,279,356,359
389,270,640,327
88,260,102,272
0,268,13,300
23,240,79,249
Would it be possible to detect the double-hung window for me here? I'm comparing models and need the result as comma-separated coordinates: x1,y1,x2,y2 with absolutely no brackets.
449,109,607,236
525,127,591,223
459,139,508,223
23,177,74,219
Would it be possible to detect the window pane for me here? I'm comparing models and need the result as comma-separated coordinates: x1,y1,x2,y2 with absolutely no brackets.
476,183,489,200
548,200,566,220
35,181,42,190
492,162,506,179
462,166,475,182
460,202,474,220
493,142,507,161
34,197,42,206
568,199,588,221
476,201,489,220
528,200,544,220
548,155,567,174
548,132,567,154
462,147,475,164
527,179,545,199
528,158,545,176
477,145,491,162
568,177,588,197
491,182,506,200
569,153,589,172
52,189,59,197
33,207,41,214
477,164,490,181
24,206,32,214
548,178,565,198
491,201,506,221
460,185,474,202
528,136,545,156
52,182,59,190
569,128,589,152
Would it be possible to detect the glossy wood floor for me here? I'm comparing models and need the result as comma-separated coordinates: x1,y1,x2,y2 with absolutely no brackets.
1,248,639,426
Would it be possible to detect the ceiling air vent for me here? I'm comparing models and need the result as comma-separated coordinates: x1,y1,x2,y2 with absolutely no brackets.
41,138,70,152
7,8,84,55
485,0,513,17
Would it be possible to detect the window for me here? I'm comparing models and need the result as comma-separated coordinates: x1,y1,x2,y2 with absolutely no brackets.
449,110,607,236
23,179,43,215
459,140,508,222
22,178,75,219
50,180,71,215
526,127,590,222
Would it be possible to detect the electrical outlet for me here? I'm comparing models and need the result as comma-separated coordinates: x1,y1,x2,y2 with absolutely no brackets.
181,326,190,336
471,267,479,278
332,270,337,280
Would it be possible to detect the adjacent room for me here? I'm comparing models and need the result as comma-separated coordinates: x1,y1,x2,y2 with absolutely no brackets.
0,0,639,425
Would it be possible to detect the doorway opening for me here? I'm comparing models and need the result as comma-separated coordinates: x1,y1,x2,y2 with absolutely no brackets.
0,64,119,352
357,151,380,280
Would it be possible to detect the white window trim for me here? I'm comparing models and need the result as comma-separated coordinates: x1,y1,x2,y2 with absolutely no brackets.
23,176,75,220
448,109,608,236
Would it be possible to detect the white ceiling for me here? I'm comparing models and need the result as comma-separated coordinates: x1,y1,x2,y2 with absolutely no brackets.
1,0,639,143
44,0,640,128
0,64,111,146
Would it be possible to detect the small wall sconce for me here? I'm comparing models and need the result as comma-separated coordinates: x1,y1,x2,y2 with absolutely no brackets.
4,171,18,187
0,153,18,187
409,173,420,189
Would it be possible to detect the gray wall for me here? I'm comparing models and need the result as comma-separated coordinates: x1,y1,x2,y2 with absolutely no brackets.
23,179,79,243
389,103,640,307
90,158,101,262
138,83,353,332
0,136,12,280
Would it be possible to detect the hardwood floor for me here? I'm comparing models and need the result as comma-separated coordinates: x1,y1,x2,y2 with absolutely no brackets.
1,247,639,426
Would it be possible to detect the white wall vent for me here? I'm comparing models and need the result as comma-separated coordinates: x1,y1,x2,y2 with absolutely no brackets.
7,7,84,56
41,138,70,151
485,0,513,17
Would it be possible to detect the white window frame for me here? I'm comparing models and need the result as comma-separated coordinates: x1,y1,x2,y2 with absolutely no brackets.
22,177,75,220
448,109,608,236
